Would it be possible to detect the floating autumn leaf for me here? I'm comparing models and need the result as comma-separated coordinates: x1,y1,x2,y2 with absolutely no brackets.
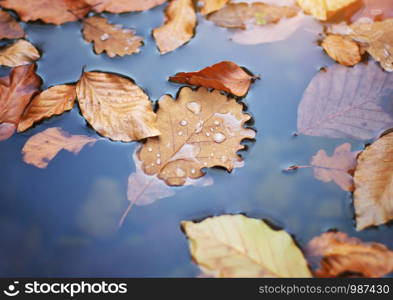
306,232,393,277
198,0,228,15
76,71,160,142
351,0,393,23
350,19,393,72
82,16,143,58
85,0,166,13
22,127,96,168
0,0,90,25
0,10,24,40
321,34,362,66
208,2,299,29
169,61,254,97
153,0,196,54
182,215,312,277
0,64,41,141
138,87,255,186
296,0,360,21
18,85,76,132
0,40,40,67
297,61,393,140
353,131,393,230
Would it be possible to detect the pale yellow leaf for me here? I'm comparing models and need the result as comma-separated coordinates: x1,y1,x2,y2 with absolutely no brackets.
0,40,40,67
297,0,359,21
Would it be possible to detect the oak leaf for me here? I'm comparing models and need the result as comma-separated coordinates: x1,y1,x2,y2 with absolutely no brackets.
0,40,40,67
353,131,393,230
208,2,299,29
18,85,76,132
296,0,360,21
22,127,96,168
82,16,143,58
85,0,166,13
198,0,228,15
76,71,160,142
153,0,196,54
321,34,361,66
0,64,41,141
0,0,90,25
138,87,255,186
306,232,393,277
182,215,312,277
169,61,254,97
0,10,24,40
297,61,393,140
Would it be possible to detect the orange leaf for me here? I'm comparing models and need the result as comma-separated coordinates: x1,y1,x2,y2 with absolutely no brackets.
85,0,166,13
0,10,24,39
321,34,362,67
169,61,254,97
199,0,229,15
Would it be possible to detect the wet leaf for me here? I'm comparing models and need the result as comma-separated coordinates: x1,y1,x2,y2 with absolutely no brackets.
22,127,96,168
321,34,362,66
169,61,254,97
351,0,393,22
0,0,90,25
353,131,393,230
208,2,299,29
296,0,360,21
0,64,41,141
153,0,196,54
76,71,160,142
297,61,393,140
82,16,143,58
138,87,255,186
306,232,393,277
0,10,24,40
85,0,166,13
18,85,76,132
350,19,393,72
0,40,40,67
182,215,312,277
198,0,229,15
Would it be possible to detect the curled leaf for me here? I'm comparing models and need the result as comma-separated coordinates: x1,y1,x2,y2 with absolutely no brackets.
153,0,196,54
169,61,254,97
22,127,96,168
18,85,76,132
182,214,312,277
76,71,160,142
198,0,228,15
296,0,360,21
0,40,40,67
321,34,361,66
306,232,393,277
82,16,143,58
0,10,24,40
85,0,166,13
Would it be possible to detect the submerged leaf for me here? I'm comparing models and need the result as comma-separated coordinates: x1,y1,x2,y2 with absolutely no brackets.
296,0,360,21
85,0,166,13
306,232,393,277
0,10,24,40
138,87,255,186
351,0,393,22
297,61,393,140
82,16,143,58
0,40,40,67
198,0,229,15
76,71,160,142
153,0,196,54
321,34,361,66
182,215,312,277
354,132,393,230
18,85,76,132
169,61,254,97
22,127,96,168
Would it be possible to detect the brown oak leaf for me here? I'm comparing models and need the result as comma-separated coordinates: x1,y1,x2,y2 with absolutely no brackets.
82,16,143,58
0,40,40,67
0,10,24,40
153,0,196,54
169,61,254,97
18,85,76,132
198,0,229,15
321,34,362,66
85,0,166,13
306,232,393,277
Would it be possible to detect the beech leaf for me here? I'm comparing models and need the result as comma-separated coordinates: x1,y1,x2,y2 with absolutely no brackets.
138,87,255,186
169,61,254,97
153,0,196,54
18,85,76,132
306,232,393,277
85,0,166,13
198,0,229,15
353,131,393,230
297,61,393,140
182,215,312,277
22,127,96,168
76,71,160,142
296,0,359,21
0,40,40,67
82,16,143,58
321,34,361,67
0,10,24,40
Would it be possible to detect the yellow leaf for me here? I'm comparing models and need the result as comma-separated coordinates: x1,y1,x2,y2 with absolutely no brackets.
182,215,312,277
0,40,40,67
199,0,229,15
153,0,196,54
321,34,362,66
297,0,359,21
76,71,160,142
